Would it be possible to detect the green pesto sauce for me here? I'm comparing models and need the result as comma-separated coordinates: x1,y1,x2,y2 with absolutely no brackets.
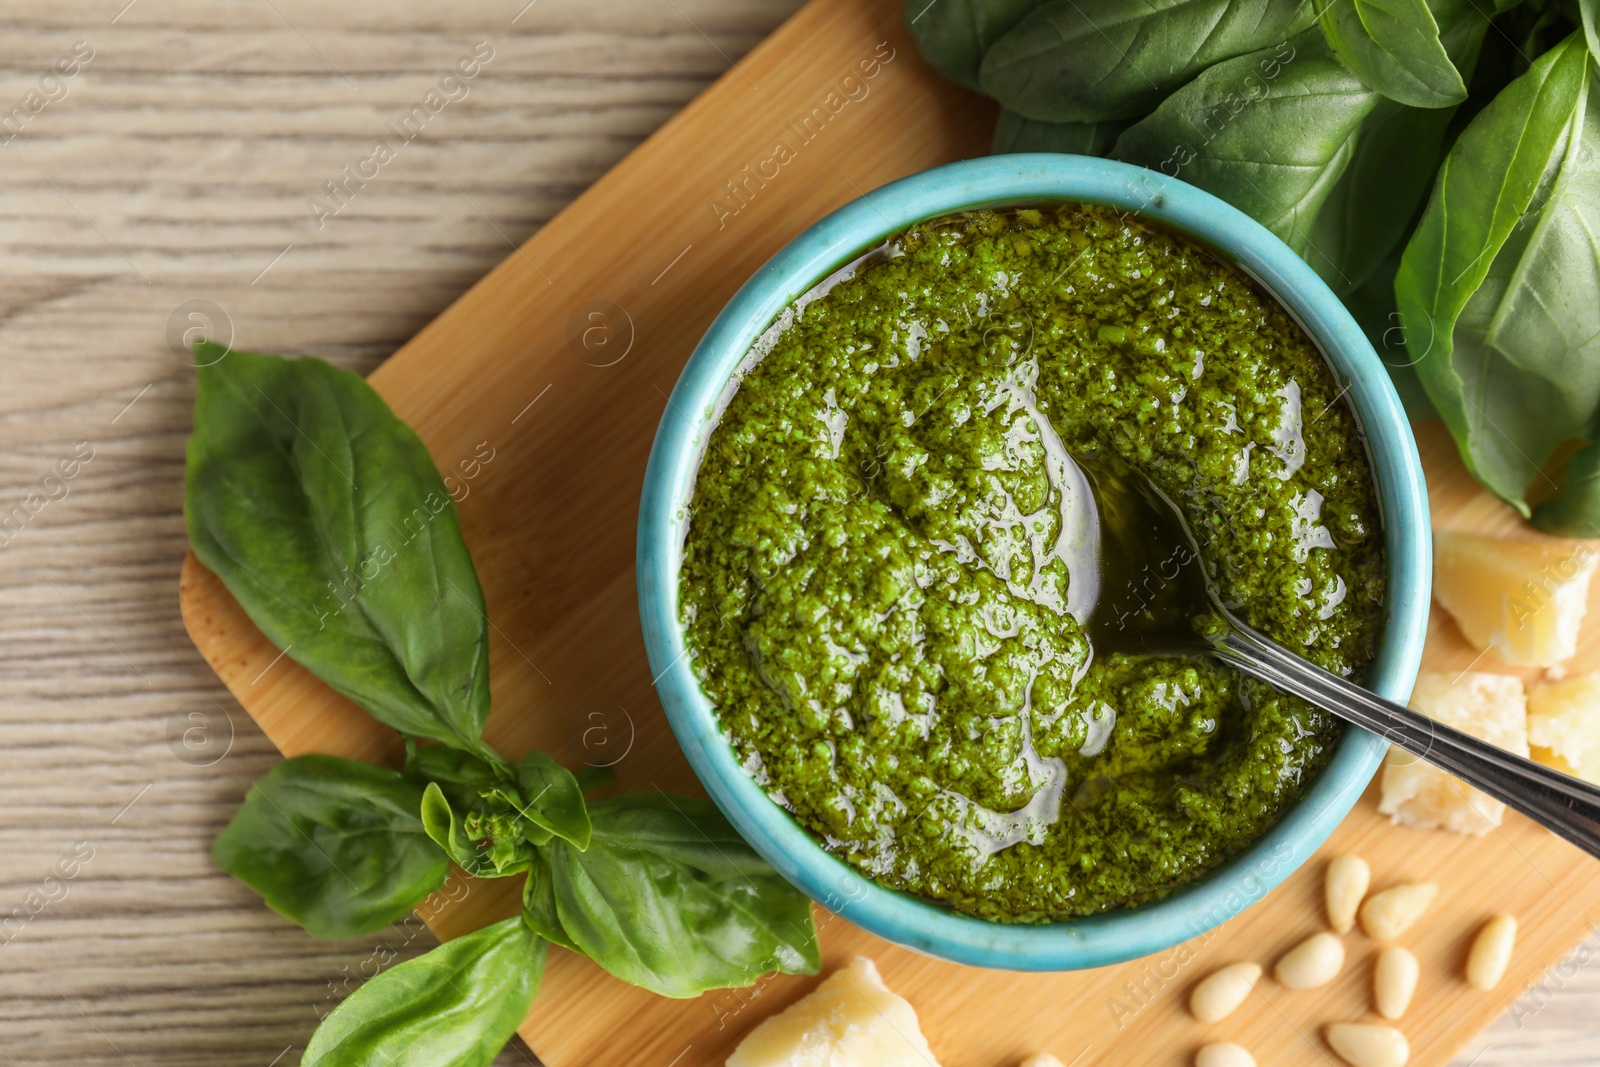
680,204,1386,922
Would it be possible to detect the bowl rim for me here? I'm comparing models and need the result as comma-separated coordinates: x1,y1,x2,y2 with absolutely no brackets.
637,153,1430,971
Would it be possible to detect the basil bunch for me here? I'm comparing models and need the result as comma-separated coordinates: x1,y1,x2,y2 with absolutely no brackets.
187,345,820,1066
909,0,1600,533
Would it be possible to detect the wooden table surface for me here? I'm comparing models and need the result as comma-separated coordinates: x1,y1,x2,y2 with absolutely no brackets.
0,1,1595,1064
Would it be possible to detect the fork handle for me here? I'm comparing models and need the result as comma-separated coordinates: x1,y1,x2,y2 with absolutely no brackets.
1213,622,1600,862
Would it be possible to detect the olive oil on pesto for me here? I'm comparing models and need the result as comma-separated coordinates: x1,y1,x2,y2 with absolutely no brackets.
679,204,1385,922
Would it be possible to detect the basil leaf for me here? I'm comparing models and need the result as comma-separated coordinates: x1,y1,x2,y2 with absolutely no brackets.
980,0,1319,122
303,917,544,1067
1114,34,1383,252
1582,0,1600,64
578,792,779,876
1297,98,1457,292
185,345,494,756
904,0,1045,90
515,749,592,850
992,109,1132,154
521,856,581,953
1534,443,1600,535
1396,32,1600,522
544,792,820,998
420,781,539,878
573,765,617,794
1345,253,1440,419
213,755,448,939
1300,1,1487,289
404,743,502,804
1320,0,1466,107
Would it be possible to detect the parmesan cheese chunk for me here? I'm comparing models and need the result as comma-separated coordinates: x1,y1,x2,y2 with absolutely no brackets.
1378,671,1528,835
726,957,940,1067
1528,675,1600,784
1432,530,1598,667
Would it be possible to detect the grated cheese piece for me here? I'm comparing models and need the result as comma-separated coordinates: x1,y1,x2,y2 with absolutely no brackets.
1378,671,1528,835
726,957,940,1067
1432,530,1597,667
1528,674,1600,784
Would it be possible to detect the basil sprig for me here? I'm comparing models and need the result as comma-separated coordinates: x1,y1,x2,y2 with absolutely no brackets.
190,349,820,1066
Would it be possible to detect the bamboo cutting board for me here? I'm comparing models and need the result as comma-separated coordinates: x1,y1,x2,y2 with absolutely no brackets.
177,0,1600,1061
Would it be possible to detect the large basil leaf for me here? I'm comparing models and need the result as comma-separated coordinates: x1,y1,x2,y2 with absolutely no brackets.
545,793,820,998
1297,97,1457,291
1396,33,1600,525
1585,0,1600,63
1113,33,1383,251
303,917,544,1067
992,108,1132,153
213,755,448,939
1319,0,1466,107
185,345,494,756
904,0,1044,89
980,0,1319,122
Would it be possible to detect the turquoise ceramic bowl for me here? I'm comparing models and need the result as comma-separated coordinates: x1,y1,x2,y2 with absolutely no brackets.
637,154,1430,971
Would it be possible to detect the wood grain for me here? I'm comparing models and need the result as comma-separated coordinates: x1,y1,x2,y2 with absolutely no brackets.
5,0,1600,1064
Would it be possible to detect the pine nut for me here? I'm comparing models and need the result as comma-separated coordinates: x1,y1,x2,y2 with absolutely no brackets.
1325,1023,1410,1067
1326,855,1371,933
1195,1042,1256,1067
1467,914,1517,990
1373,945,1418,1019
1359,883,1437,941
1189,962,1262,1022
1275,931,1345,989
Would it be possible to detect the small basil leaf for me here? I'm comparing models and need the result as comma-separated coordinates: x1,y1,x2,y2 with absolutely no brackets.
903,0,1046,89
1396,33,1600,518
992,109,1131,154
185,346,494,756
521,854,581,953
420,781,535,878
478,785,556,847
213,755,448,939
405,743,503,807
545,792,820,998
514,749,592,850
1582,0,1600,65
980,0,1319,122
303,917,544,1067
1320,0,1467,108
